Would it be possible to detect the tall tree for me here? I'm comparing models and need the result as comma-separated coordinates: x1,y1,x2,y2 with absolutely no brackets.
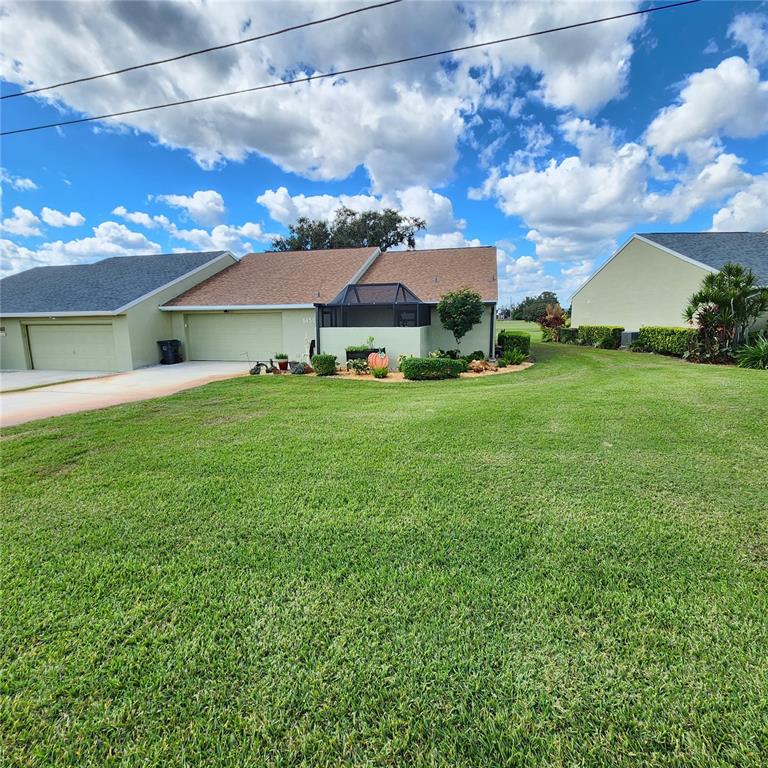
271,207,426,252
512,291,559,321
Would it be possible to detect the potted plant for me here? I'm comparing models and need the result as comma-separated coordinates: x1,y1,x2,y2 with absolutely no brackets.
345,336,386,362
275,353,289,371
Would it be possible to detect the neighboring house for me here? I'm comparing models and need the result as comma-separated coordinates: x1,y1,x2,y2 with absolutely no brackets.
0,245,498,371
163,246,498,364
571,232,768,332
0,251,236,371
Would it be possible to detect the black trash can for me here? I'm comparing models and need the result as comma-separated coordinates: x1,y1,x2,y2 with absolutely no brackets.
157,339,183,365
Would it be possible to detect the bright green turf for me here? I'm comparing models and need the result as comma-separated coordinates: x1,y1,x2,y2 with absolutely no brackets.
2,344,767,767
496,319,543,341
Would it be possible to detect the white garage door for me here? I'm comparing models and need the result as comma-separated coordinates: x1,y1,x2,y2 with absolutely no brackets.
27,324,117,371
186,312,283,362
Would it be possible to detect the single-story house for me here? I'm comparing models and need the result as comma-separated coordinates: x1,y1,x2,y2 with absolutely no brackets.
0,251,236,371
163,246,498,364
1,245,497,370
570,232,768,332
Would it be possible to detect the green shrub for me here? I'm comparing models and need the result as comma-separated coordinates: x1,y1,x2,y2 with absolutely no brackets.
275,352,288,360
558,327,579,344
428,348,461,359
497,359,507,368
399,357,466,380
497,330,531,356
346,358,369,375
463,350,486,362
637,326,700,358
735,334,768,369
577,325,623,349
311,354,337,376
371,366,389,378
501,349,526,365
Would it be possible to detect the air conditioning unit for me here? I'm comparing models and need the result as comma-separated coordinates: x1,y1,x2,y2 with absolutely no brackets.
620,331,639,347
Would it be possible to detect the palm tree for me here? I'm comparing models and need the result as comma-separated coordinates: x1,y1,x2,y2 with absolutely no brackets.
684,262,768,356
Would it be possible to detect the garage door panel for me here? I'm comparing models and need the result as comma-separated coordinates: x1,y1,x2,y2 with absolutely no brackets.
28,324,117,371
187,313,283,362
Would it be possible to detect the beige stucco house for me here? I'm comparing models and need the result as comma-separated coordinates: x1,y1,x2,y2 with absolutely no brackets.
0,251,236,371
571,232,768,332
1,245,498,371
163,246,498,365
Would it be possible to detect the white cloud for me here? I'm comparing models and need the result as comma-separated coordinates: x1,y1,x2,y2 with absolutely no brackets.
711,175,768,232
414,232,482,250
40,207,85,227
1,206,42,236
1,168,38,192
257,185,466,236
111,205,169,229
728,12,768,66
168,221,272,255
0,1,645,190
645,57,768,158
154,190,226,226
0,222,160,275
643,153,749,223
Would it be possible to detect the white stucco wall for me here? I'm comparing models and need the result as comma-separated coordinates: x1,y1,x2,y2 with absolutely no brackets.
319,326,427,368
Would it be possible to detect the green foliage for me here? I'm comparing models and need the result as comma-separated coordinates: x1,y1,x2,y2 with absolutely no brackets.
274,353,288,360
735,333,768,369
501,349,526,366
463,350,486,362
558,328,579,344
510,290,560,321
428,348,461,359
371,366,389,378
345,344,371,353
346,359,369,375
436,288,485,344
311,354,337,376
684,261,768,354
272,207,426,251
290,362,307,375
399,356,466,380
577,326,623,349
638,327,700,358
497,330,531,356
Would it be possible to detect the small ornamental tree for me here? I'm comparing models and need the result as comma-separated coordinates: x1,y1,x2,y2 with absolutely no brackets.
684,262,768,357
437,288,485,345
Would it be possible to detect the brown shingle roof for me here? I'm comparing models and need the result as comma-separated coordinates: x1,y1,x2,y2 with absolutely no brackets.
165,247,377,306
357,246,497,303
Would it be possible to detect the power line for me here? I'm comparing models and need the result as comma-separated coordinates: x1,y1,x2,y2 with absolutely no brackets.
0,0,403,101
1,0,702,138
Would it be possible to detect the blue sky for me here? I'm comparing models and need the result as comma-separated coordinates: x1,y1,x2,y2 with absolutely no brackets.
1,0,767,306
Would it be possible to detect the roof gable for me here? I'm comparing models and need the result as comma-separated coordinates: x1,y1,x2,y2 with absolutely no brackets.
0,251,231,315
641,232,768,285
356,246,498,303
165,247,379,307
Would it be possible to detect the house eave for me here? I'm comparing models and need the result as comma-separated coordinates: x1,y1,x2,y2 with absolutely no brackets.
160,303,316,311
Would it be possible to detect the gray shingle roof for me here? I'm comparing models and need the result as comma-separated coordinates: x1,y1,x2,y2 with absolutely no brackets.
0,252,229,314
641,232,768,285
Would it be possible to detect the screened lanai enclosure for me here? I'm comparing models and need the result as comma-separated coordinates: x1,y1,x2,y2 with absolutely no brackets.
318,283,430,328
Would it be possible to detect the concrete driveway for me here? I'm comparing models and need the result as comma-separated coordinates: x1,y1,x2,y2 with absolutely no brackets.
1,362,251,427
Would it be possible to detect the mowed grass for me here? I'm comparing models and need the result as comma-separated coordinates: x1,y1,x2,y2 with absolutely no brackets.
496,319,543,341
2,344,767,767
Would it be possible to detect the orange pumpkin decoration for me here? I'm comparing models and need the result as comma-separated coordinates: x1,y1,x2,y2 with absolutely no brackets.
368,352,389,370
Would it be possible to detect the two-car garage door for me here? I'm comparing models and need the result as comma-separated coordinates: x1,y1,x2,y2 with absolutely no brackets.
27,324,117,371
186,312,283,362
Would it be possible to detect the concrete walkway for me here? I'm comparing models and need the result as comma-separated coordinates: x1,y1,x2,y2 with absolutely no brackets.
0,369,111,392
0,362,251,427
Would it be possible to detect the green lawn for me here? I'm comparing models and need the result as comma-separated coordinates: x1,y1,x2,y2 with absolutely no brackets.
2,344,767,767
496,318,543,341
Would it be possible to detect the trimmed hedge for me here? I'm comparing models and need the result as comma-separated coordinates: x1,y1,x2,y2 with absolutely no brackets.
577,325,624,349
638,326,699,357
399,357,466,380
497,330,531,356
311,354,337,376
559,327,579,344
